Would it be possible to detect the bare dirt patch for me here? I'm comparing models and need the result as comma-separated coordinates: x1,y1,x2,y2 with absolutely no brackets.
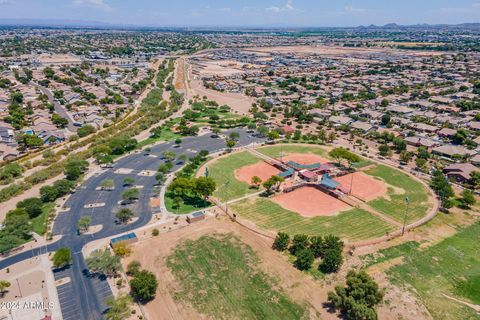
280,153,328,165
149,197,161,207
125,218,338,320
334,172,387,201
273,186,351,217
235,161,282,185
189,79,254,114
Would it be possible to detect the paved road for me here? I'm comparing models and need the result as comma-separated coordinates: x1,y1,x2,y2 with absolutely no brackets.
0,129,264,320
37,85,78,132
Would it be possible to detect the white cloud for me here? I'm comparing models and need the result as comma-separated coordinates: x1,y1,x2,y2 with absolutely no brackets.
342,5,366,14
72,0,112,11
440,2,480,14
266,0,301,13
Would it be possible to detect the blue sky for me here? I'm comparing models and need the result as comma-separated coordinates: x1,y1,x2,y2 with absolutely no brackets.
0,0,479,27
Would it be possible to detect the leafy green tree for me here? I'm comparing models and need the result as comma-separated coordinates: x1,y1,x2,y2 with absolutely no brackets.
289,234,310,256
116,208,134,224
329,148,361,168
86,249,122,277
52,248,72,268
126,261,141,276
130,270,158,302
327,270,384,320
0,280,11,296
381,114,391,126
272,232,290,251
16,197,43,218
17,134,43,148
262,175,284,194
123,177,135,186
257,126,269,137
162,151,176,162
100,179,114,190
105,294,132,320
122,188,140,204
470,171,480,188
268,130,280,142
40,185,59,202
77,125,96,138
229,132,240,141
194,177,216,199
51,113,68,128
251,176,262,188
399,150,413,163
309,236,324,258
378,144,391,157
430,170,454,207
226,139,236,150
460,189,476,208
77,216,92,233
322,235,344,255
319,249,344,273
393,138,406,153
294,248,315,271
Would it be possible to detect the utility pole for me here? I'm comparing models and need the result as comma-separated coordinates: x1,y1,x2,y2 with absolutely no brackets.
223,180,230,215
349,172,354,196
402,196,410,236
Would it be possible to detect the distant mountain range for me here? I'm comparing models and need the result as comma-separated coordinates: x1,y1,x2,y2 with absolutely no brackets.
0,18,479,32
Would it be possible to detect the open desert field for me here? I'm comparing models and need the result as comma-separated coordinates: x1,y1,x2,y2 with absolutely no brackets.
125,218,334,320
244,45,445,57
188,78,254,114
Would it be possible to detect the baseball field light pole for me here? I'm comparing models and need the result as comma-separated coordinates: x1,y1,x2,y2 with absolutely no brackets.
349,171,354,196
402,196,410,236
223,180,230,215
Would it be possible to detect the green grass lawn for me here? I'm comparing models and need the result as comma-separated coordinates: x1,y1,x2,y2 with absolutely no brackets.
257,144,372,168
231,197,396,242
257,144,328,159
366,165,432,224
164,192,212,214
207,151,262,201
31,202,55,235
388,222,480,320
360,241,421,267
166,234,307,320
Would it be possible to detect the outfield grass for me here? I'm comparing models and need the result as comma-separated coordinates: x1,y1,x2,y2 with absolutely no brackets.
31,203,55,235
257,144,328,159
257,144,372,168
207,151,262,201
366,165,431,224
231,197,396,242
167,234,307,320
388,222,480,320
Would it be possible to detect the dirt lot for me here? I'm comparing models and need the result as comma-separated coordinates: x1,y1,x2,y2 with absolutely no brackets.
244,45,444,58
188,79,254,114
125,217,338,320
273,186,351,217
334,172,387,201
235,161,282,185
